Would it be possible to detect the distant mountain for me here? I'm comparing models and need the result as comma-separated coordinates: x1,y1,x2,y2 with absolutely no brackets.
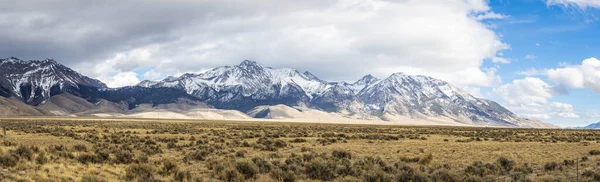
0,57,106,105
140,60,555,128
583,122,600,129
0,57,209,112
0,57,556,128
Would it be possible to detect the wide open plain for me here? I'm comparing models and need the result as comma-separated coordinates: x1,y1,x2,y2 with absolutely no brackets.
0,117,599,181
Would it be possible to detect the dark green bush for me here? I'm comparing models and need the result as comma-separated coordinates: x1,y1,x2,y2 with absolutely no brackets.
306,159,335,181
115,150,134,164
235,160,259,180
498,157,515,172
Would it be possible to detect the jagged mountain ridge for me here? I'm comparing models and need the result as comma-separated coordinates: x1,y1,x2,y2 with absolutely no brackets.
140,60,553,127
0,57,209,112
0,57,106,105
0,57,554,128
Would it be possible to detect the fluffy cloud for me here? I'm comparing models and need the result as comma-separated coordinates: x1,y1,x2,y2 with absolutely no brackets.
494,77,579,119
100,72,141,88
1,0,508,88
547,58,600,93
494,77,554,105
546,0,600,9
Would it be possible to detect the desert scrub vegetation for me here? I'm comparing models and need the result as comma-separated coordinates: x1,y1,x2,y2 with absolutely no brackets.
0,118,600,181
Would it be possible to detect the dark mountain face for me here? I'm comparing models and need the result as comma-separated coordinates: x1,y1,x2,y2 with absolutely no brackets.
71,85,206,110
139,60,553,127
0,57,106,105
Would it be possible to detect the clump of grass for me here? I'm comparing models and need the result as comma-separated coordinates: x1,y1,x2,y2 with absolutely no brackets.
125,164,156,181
80,175,107,182
332,150,352,160
544,162,559,171
235,160,259,180
160,160,178,176
498,157,515,172
306,159,335,181
73,144,87,152
12,145,33,161
35,152,48,165
0,152,18,167
114,150,134,164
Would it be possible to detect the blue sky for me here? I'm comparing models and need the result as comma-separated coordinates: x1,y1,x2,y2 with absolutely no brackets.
478,0,600,127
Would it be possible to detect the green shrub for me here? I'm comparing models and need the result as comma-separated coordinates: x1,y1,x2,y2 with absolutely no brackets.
115,150,134,164
251,157,272,173
221,168,242,182
270,169,296,182
235,160,259,180
306,159,335,181
498,157,515,172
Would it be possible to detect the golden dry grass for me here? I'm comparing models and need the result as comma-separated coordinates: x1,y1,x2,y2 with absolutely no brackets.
0,117,598,181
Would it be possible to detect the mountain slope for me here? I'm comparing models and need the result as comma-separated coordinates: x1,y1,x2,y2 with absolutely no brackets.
583,122,600,129
140,60,555,128
141,60,330,111
0,57,106,105
0,97,49,116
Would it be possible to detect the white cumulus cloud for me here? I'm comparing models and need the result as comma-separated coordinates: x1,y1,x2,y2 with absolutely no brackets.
494,77,579,119
547,57,600,93
0,0,510,88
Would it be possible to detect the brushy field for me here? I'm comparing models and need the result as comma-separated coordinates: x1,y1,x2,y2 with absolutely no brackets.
0,118,600,182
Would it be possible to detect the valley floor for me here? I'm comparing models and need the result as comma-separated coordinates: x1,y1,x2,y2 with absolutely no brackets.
0,117,598,181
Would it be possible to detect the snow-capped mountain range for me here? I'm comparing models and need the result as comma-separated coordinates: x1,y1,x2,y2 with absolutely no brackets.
0,57,106,105
139,60,553,128
0,57,554,128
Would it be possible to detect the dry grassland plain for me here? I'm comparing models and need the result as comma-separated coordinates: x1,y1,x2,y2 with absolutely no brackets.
0,118,599,182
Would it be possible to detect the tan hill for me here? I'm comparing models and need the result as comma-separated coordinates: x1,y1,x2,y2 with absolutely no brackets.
38,93,96,115
0,97,49,117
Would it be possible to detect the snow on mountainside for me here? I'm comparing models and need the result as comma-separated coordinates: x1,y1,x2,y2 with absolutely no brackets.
140,60,555,128
0,57,106,105
140,60,334,111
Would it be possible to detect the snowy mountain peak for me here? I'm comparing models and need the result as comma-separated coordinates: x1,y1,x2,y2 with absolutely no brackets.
131,60,552,128
0,57,107,105
237,60,265,69
137,80,158,87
